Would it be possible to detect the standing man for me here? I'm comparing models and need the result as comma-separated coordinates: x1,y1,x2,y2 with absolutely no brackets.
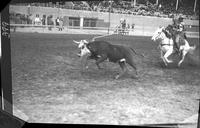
56,17,60,26
59,17,63,31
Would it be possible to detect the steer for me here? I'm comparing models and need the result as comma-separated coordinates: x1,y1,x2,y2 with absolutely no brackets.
79,40,143,79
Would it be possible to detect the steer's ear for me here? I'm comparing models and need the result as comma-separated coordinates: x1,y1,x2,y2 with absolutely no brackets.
73,40,80,44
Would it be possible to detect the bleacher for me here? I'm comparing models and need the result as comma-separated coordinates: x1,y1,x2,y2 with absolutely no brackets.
9,1,199,37
11,1,199,20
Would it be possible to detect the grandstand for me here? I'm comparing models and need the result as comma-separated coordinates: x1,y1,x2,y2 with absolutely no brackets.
9,0,199,37
10,0,199,19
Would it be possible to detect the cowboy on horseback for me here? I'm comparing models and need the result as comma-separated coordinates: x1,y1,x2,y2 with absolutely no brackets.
165,15,187,53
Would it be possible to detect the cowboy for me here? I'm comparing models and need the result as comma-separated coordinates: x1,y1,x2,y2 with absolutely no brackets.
165,16,187,53
172,16,187,52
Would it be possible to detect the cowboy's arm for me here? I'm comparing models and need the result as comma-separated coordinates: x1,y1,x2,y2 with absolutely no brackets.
165,30,172,38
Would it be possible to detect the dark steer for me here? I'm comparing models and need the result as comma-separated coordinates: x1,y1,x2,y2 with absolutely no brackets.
83,40,143,79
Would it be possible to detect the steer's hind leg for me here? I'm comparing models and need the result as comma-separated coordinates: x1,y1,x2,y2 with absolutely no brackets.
115,62,128,79
126,58,138,77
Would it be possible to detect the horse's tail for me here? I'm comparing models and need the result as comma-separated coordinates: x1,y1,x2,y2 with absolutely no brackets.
130,47,145,58
188,45,196,54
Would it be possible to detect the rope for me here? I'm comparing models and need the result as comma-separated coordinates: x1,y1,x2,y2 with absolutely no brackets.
91,33,114,41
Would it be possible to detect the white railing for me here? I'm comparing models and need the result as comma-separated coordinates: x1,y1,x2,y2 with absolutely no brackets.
10,24,116,30
10,24,199,38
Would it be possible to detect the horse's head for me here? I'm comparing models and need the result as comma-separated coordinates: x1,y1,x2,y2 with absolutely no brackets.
73,40,91,57
151,26,165,41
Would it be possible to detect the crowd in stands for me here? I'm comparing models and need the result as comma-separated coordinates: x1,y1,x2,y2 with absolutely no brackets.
11,0,199,21
87,1,199,20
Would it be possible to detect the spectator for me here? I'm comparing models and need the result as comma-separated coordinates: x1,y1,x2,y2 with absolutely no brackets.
58,17,64,31
47,15,53,30
34,14,41,25
27,15,32,24
55,17,60,26
42,15,46,25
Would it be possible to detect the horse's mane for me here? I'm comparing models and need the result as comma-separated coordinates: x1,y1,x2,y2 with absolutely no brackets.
162,28,172,39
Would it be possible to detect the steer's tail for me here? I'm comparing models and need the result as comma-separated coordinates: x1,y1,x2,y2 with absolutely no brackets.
130,47,145,58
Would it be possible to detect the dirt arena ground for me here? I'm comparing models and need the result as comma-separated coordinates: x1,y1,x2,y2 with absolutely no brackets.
11,32,200,126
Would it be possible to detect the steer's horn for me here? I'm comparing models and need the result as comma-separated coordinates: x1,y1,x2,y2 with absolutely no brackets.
82,40,89,44
73,40,80,44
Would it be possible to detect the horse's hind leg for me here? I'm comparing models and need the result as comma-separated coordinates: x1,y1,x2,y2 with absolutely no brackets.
178,50,187,67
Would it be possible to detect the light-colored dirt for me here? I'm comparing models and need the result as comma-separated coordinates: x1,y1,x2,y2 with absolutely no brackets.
11,32,200,127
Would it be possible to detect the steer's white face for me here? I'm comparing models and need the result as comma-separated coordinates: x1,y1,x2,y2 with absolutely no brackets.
73,40,91,57
80,44,91,57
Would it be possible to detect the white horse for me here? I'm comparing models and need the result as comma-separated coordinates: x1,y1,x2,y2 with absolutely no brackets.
151,26,196,67
151,27,174,66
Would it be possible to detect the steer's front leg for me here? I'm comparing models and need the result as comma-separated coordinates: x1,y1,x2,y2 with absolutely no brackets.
95,54,107,69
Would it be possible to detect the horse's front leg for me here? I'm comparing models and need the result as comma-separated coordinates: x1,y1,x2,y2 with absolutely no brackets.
163,47,173,63
160,49,168,66
178,50,187,67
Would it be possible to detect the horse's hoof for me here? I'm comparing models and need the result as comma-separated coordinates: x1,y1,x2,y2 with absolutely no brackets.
115,75,120,79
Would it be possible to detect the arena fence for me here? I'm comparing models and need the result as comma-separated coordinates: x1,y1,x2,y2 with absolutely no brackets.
10,24,199,38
